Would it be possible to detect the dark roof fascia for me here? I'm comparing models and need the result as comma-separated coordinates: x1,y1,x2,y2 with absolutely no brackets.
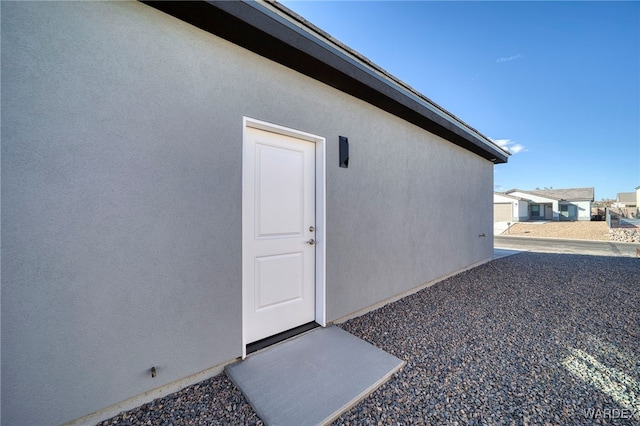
142,0,509,164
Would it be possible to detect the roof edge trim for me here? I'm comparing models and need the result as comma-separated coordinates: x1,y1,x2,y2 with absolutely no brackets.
259,0,509,160
142,0,509,164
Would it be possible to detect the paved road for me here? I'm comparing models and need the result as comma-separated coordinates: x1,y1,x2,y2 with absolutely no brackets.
494,235,640,258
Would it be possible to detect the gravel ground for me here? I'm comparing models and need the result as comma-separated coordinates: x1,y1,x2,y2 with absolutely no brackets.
100,253,640,425
503,222,612,241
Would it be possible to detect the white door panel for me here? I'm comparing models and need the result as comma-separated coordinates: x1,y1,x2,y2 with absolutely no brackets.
255,252,304,310
243,126,316,344
256,144,305,237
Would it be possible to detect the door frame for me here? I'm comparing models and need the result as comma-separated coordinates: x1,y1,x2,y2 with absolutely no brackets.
242,117,326,358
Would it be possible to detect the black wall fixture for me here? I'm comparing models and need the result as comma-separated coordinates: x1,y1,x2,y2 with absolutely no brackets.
339,136,349,168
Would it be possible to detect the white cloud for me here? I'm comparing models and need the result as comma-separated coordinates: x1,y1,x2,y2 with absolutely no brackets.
496,54,523,63
493,139,510,148
491,138,527,155
509,144,525,154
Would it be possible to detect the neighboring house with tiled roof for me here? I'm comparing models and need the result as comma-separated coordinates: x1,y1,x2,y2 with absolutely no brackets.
615,192,637,207
494,187,594,221
612,191,638,218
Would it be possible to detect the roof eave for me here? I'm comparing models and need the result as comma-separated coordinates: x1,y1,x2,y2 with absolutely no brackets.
142,0,509,164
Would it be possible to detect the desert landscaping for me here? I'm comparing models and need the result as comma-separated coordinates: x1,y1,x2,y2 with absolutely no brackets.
501,221,640,243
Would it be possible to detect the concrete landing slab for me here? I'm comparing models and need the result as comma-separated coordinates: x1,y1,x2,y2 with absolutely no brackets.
225,326,405,426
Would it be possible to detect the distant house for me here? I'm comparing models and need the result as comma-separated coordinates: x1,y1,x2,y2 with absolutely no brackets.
615,192,636,207
494,188,594,221
613,191,638,218
493,193,528,222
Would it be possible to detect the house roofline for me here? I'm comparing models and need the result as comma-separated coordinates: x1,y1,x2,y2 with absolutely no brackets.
494,192,526,201
142,0,509,164
506,188,594,202
506,190,559,202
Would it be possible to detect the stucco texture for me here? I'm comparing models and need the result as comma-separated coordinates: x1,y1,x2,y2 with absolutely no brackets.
1,2,493,424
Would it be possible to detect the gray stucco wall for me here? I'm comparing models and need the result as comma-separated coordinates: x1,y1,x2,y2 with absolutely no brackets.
1,2,493,424
327,116,492,320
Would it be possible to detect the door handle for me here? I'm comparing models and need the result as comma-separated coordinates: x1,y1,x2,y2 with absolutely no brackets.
305,239,315,245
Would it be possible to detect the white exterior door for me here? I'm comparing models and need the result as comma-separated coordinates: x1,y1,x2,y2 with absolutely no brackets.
243,126,316,344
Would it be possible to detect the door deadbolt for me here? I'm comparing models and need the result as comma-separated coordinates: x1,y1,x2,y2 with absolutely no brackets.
306,239,315,245
309,226,315,232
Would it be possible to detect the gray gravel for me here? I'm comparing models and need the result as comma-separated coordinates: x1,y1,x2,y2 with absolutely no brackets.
100,252,640,425
98,374,262,426
610,228,640,243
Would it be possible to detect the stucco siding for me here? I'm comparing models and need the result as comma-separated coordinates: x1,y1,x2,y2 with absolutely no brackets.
2,3,245,424
327,118,493,321
1,2,494,424
574,200,592,220
518,200,529,221
493,194,514,203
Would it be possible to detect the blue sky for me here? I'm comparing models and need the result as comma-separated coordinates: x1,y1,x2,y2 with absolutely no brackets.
281,1,640,201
